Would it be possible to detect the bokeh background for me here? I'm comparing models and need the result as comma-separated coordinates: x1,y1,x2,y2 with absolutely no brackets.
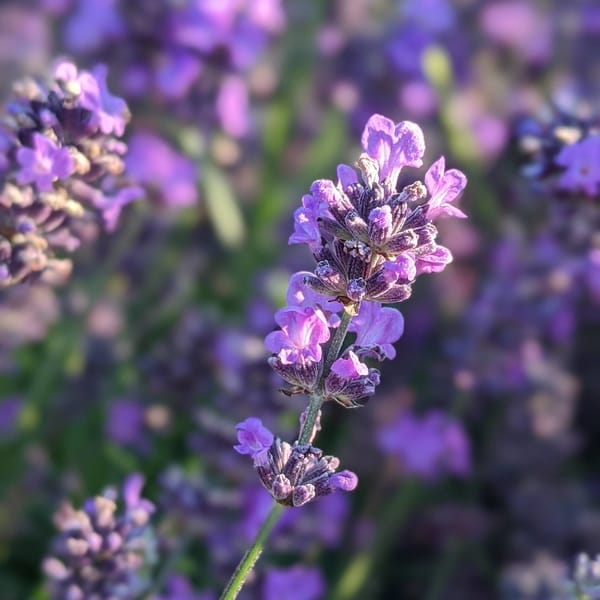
1,0,600,598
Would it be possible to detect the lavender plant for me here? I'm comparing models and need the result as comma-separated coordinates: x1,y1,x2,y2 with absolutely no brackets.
0,60,141,287
227,114,467,598
43,474,156,600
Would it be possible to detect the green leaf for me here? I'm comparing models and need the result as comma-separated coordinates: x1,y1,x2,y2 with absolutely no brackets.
201,164,246,250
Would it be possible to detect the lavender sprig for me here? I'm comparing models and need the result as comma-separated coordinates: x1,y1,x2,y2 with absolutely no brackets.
222,114,468,599
0,60,142,287
42,474,156,600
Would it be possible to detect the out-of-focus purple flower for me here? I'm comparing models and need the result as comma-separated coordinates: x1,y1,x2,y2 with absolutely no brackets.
155,575,215,600
216,76,250,139
15,133,74,192
265,306,330,366
43,474,156,600
402,0,456,33
63,0,125,54
378,410,471,480
126,131,197,206
555,135,600,196
0,396,22,437
424,156,468,220
153,48,202,100
80,64,129,136
263,565,325,600
479,0,552,64
360,113,425,189
1,60,137,286
586,248,600,303
349,301,404,360
94,184,144,232
106,398,145,446
234,417,274,464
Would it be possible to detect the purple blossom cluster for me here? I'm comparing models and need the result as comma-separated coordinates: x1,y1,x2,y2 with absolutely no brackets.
517,109,600,197
51,0,285,108
377,409,471,480
0,61,141,287
268,114,465,405
235,114,467,511
43,474,156,600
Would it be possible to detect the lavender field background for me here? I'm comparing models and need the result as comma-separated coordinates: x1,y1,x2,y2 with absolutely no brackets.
2,1,600,599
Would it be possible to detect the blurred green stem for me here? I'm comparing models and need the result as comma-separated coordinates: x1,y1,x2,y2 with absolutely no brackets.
218,502,285,600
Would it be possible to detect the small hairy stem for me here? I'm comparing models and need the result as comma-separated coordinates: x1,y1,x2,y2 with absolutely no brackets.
219,502,285,600
298,310,354,445
321,309,354,379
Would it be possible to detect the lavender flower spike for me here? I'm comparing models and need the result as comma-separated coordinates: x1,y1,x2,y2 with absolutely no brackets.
0,60,142,287
43,474,156,600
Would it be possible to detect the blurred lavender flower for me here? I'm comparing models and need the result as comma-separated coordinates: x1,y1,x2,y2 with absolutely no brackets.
45,0,286,139
154,575,214,600
0,60,142,287
43,474,156,600
0,396,22,437
516,108,600,198
564,553,600,599
377,409,471,480
262,565,325,600
126,131,197,207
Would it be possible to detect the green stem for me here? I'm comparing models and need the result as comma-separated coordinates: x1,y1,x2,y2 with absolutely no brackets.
219,502,285,600
321,310,354,380
298,309,354,445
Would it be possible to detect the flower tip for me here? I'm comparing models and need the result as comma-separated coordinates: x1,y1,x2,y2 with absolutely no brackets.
331,470,358,491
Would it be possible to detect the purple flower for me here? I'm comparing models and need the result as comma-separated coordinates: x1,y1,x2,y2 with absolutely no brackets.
94,184,144,231
289,183,335,249
0,396,22,437
263,565,325,600
15,133,73,192
424,156,468,220
78,64,129,136
286,271,342,324
555,135,600,197
63,0,125,54
325,351,380,408
234,417,274,464
349,301,404,360
415,245,453,275
377,410,471,480
330,351,369,378
43,474,156,599
360,114,425,188
329,470,359,491
264,306,330,365
216,76,249,138
155,576,214,600
153,48,202,100
106,399,145,446
126,131,197,206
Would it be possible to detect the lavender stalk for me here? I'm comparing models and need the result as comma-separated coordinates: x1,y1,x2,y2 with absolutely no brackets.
227,114,468,598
